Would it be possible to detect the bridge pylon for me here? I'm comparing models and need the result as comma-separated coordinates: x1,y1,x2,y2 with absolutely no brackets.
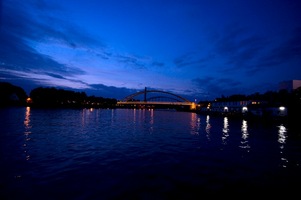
144,87,147,102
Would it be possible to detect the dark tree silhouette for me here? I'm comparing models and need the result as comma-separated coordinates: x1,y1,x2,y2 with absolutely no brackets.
29,87,117,108
0,82,27,106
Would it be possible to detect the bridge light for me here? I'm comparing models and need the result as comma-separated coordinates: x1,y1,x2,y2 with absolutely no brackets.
190,102,197,110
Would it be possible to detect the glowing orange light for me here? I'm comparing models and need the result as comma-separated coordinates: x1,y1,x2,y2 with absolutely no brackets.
26,97,32,103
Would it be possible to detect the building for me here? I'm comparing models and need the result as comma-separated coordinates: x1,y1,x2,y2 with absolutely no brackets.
278,80,301,92
202,99,287,118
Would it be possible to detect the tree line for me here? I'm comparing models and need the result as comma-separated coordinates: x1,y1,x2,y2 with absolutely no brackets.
0,82,117,108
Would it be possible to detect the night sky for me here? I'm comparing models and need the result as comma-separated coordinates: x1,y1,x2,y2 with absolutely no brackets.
0,0,300,101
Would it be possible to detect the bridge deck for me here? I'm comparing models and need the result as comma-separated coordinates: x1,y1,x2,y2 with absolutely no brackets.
117,101,194,106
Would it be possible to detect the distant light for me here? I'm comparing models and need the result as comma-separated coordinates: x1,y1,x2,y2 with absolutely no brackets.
242,107,248,111
26,97,32,103
224,107,228,111
279,106,285,111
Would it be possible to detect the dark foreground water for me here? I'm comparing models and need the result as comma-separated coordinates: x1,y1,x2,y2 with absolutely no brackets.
1,107,301,199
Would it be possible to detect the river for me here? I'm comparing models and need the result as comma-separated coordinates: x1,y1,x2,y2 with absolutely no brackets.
0,107,301,199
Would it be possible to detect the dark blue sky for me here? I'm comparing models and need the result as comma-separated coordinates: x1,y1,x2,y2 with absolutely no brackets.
0,0,300,101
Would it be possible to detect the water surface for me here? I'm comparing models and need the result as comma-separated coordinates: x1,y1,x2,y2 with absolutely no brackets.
1,107,300,199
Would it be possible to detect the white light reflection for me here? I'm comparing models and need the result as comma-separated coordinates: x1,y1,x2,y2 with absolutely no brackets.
190,113,200,135
205,115,211,140
133,108,136,124
24,107,32,161
222,117,229,144
111,109,116,125
239,120,250,152
81,108,93,126
81,109,86,126
278,124,288,168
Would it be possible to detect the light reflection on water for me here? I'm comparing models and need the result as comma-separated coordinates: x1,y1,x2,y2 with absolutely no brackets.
190,112,200,135
222,117,229,144
1,107,300,198
149,109,154,133
23,106,31,161
278,124,288,168
205,115,211,140
239,119,250,151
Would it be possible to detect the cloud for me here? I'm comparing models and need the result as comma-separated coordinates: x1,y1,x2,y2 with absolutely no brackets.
192,76,242,99
3,0,104,49
173,52,210,68
45,72,66,80
0,0,107,90
86,84,139,100
213,25,268,74
113,53,166,71
256,27,301,69
116,54,147,70
152,61,165,67
212,25,301,77
0,29,85,76
0,1,79,69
